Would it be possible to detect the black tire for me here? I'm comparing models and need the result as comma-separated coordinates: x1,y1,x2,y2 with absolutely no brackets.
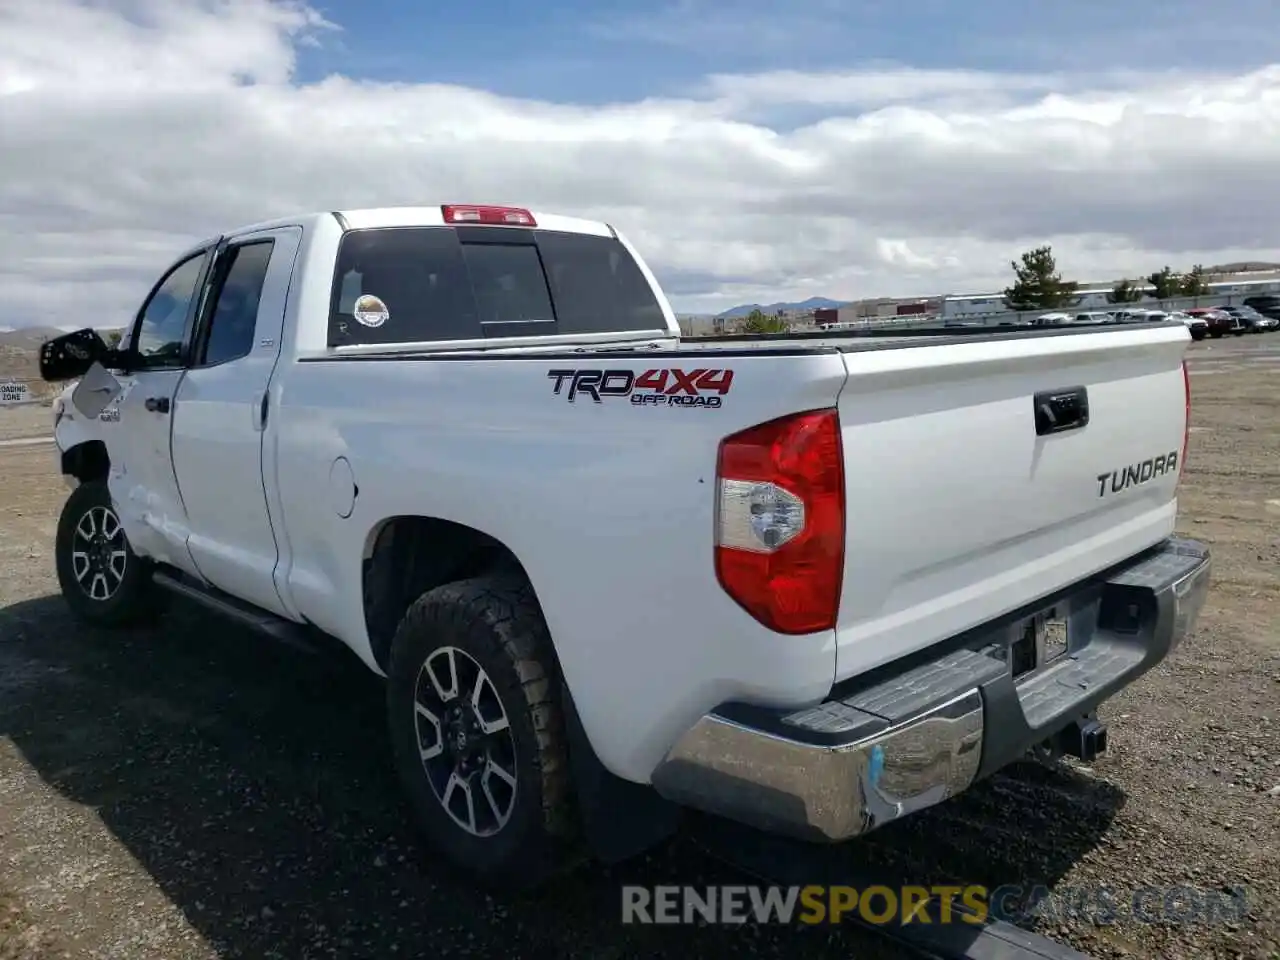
386,574,576,889
54,479,163,627
1211,330,1223,339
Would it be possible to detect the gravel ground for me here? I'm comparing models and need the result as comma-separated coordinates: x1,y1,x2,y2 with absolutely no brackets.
1,335,1278,960
0,405,51,442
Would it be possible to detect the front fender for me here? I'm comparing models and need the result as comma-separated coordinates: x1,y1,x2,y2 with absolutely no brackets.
53,386,103,488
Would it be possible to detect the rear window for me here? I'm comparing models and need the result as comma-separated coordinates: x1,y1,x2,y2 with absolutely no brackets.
328,226,666,346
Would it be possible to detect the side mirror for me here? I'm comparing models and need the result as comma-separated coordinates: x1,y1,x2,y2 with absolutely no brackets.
38,328,116,381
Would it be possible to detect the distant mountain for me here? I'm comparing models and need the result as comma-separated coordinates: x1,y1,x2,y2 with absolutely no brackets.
0,324,125,383
0,324,124,349
0,326,69,349
715,297,845,319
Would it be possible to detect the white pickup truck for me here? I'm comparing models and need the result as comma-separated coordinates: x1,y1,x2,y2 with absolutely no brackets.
40,204,1212,889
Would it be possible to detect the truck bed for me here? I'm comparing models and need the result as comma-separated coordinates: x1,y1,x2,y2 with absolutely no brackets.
667,319,1190,685
299,317,1180,361
680,318,1179,352
282,317,1190,779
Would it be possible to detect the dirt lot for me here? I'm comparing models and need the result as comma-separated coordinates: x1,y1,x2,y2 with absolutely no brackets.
1,336,1278,960
0,405,51,443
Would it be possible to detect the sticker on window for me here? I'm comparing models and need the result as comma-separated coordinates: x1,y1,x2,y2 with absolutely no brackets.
353,294,390,328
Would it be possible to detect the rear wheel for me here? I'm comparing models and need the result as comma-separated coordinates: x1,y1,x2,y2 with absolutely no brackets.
54,480,163,626
386,574,577,889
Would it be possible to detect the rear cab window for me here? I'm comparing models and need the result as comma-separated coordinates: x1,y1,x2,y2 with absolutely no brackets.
328,225,667,346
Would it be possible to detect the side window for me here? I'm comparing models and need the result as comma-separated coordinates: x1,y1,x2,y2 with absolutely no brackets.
198,241,274,366
131,253,208,368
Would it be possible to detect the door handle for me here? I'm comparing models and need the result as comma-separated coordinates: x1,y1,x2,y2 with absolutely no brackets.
1033,386,1089,436
144,396,171,414
251,391,267,432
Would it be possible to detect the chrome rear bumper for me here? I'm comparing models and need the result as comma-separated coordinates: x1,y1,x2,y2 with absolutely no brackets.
652,537,1211,842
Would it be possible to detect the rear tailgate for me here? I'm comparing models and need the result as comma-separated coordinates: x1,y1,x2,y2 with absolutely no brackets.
833,323,1191,682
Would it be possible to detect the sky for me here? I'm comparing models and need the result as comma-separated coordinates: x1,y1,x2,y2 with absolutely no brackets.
2,0,1280,326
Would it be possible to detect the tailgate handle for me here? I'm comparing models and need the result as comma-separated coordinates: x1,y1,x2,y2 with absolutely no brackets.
1034,386,1089,436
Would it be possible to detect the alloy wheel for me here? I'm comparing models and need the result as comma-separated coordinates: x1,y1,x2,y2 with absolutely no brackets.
412,645,519,838
70,505,127,602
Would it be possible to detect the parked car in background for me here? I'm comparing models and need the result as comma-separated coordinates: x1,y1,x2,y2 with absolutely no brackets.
1211,308,1248,336
1109,309,1151,324
1222,305,1278,333
1166,311,1208,341
1186,307,1242,338
1242,295,1280,320
1072,311,1113,325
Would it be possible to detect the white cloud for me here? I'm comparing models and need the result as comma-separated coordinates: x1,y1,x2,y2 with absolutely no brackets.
703,67,1064,110
2,0,1280,325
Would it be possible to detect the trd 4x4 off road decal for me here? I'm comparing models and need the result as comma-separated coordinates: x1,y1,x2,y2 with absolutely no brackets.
548,368,734,408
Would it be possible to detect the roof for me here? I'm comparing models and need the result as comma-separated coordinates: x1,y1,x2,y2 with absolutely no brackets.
339,206,614,237
221,206,615,240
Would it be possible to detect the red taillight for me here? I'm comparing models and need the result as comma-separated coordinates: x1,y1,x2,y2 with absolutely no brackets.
441,204,536,227
714,409,845,635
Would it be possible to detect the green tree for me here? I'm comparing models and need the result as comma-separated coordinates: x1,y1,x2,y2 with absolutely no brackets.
1147,266,1181,299
1180,264,1210,296
1002,245,1080,311
1106,279,1144,304
740,308,789,334
104,329,123,348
